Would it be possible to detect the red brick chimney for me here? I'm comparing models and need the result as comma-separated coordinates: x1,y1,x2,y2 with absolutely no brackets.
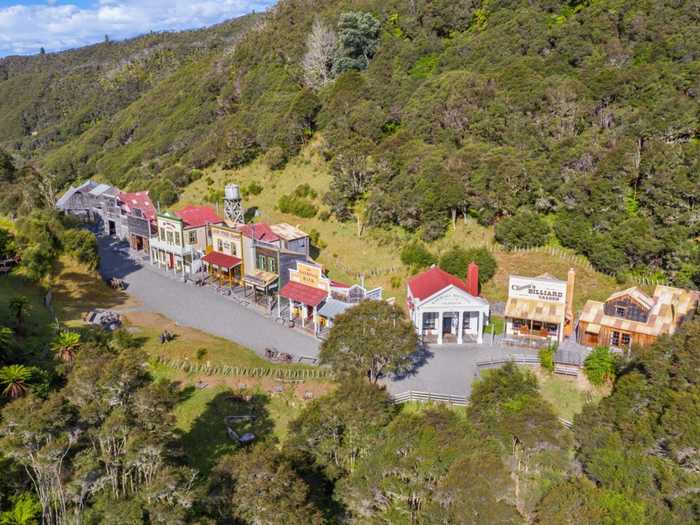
466,262,479,296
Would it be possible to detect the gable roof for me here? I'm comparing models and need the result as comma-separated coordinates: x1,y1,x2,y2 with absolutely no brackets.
408,266,472,301
119,191,156,222
270,223,308,241
237,223,280,243
175,205,223,228
605,286,655,310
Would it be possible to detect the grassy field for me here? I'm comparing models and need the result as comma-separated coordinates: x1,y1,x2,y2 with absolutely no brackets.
178,141,625,315
534,368,607,421
150,362,320,474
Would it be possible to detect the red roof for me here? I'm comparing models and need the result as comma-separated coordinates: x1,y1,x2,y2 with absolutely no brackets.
407,266,471,301
202,251,241,269
176,206,223,228
331,280,350,289
237,223,280,243
280,281,328,307
119,191,156,222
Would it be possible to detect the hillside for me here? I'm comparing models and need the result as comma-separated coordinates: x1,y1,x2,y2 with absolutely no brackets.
1,0,699,286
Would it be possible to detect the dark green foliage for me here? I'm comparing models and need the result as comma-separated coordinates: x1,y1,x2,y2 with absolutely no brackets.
278,194,318,218
583,346,617,386
539,345,555,374
246,180,264,196
465,247,498,284
0,228,15,260
554,211,592,255
438,246,498,285
495,211,550,250
334,12,381,74
320,300,417,383
0,150,15,184
400,241,436,271
61,229,100,270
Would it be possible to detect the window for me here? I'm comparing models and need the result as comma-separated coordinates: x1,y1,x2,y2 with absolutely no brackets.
230,243,237,256
257,254,265,271
621,333,631,346
611,331,620,347
188,231,197,245
166,231,174,244
615,306,626,317
174,232,181,246
532,321,542,332
159,228,165,241
217,239,223,252
462,314,471,330
268,256,278,274
422,313,437,331
546,323,559,334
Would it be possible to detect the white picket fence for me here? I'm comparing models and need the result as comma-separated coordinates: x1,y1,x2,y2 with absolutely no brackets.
391,390,468,406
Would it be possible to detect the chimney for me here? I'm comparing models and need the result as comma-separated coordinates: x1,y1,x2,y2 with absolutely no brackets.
565,268,575,335
466,262,479,296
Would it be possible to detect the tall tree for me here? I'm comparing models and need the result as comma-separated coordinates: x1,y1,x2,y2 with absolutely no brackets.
320,300,417,383
302,18,338,90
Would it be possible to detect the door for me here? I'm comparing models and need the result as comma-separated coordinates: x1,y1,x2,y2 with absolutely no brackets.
168,253,174,269
108,220,116,236
443,315,452,335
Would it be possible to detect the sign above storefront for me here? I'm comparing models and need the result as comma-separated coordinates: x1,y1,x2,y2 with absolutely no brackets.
289,262,330,292
509,275,566,303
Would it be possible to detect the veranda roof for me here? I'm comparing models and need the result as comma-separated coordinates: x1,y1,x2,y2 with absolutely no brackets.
504,297,566,325
317,298,353,320
280,281,328,307
202,251,241,269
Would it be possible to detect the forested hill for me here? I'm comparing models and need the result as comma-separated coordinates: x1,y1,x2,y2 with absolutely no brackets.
1,0,699,286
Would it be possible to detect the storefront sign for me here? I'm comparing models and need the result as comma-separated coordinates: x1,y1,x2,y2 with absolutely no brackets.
509,275,566,303
290,262,330,292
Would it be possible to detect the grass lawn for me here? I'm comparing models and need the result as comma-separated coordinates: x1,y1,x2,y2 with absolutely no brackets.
534,369,607,421
150,362,313,474
178,140,626,316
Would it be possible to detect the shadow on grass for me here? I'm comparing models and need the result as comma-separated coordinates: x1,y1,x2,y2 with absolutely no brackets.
180,389,276,476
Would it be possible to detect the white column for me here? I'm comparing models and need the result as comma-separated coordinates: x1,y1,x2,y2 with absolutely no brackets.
457,311,464,345
301,305,305,328
313,306,317,335
437,311,444,345
289,300,293,321
477,311,484,344
417,310,423,338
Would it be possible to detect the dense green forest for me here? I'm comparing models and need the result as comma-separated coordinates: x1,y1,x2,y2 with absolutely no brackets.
1,0,699,285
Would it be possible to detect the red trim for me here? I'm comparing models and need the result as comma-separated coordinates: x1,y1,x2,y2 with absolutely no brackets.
202,251,242,269
280,281,328,307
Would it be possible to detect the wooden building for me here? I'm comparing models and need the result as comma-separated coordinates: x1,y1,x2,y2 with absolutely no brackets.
202,223,244,286
504,269,575,345
150,206,224,275
578,285,699,349
407,264,490,345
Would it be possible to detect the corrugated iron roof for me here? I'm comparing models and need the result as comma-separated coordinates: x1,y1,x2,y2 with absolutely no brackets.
408,266,472,301
504,297,566,324
280,281,328,307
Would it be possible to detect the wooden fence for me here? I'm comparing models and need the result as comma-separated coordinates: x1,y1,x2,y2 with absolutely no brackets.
154,355,334,380
391,390,468,406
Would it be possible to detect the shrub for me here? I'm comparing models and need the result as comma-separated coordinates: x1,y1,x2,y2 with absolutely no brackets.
61,229,100,270
293,183,317,199
583,346,617,386
400,241,436,270
495,210,550,250
390,275,402,289
318,210,331,222
278,194,318,218
464,247,497,284
439,246,469,277
308,229,327,250
264,146,287,170
247,181,264,195
539,344,556,374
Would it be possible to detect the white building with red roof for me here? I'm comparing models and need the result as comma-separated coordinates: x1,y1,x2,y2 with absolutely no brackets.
407,264,490,345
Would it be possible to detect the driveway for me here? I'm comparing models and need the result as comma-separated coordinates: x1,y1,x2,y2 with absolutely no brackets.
383,343,539,398
98,238,320,360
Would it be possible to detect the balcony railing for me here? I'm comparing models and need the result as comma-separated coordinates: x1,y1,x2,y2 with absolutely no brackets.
149,237,195,257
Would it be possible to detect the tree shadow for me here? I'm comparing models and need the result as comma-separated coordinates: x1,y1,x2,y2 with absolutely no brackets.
391,342,434,380
180,389,276,476
288,452,348,522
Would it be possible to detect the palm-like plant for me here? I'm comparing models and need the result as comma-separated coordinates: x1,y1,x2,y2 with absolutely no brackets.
8,296,31,330
51,331,81,363
0,364,31,398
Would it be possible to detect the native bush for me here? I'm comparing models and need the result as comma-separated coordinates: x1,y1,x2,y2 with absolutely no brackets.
278,194,318,218
583,346,617,386
263,146,287,170
246,180,263,196
400,241,436,271
62,229,100,270
539,344,556,374
495,211,550,250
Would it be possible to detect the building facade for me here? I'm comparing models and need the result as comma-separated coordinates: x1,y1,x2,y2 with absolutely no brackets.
407,264,490,345
504,270,575,344
202,224,244,286
578,285,699,349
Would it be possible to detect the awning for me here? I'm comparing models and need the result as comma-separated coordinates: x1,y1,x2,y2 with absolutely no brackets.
585,323,601,335
243,270,278,289
202,251,241,269
317,298,353,320
280,281,327,307
504,297,565,325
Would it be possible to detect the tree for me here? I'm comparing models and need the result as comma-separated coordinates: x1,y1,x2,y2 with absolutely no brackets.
495,211,550,250
0,365,31,398
320,300,417,383
208,444,323,525
583,346,617,386
302,18,338,90
51,331,81,364
0,228,16,260
438,246,498,286
400,241,436,271
286,378,395,480
7,297,30,332
61,229,100,270
0,150,15,184
334,11,381,73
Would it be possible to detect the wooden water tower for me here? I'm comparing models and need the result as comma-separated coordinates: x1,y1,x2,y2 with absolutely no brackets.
224,184,244,224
